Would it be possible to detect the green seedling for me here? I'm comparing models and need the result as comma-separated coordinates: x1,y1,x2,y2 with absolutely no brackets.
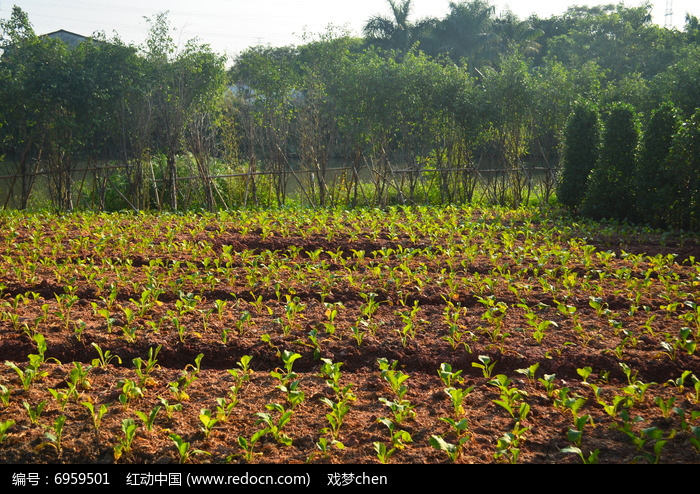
135,405,161,432
516,363,540,383
255,403,293,446
5,359,43,392
118,378,143,409
113,418,138,461
567,414,594,447
320,396,352,440
0,385,10,406
91,342,121,369
170,433,210,464
489,374,529,419
429,434,465,463
442,324,473,352
296,328,322,360
654,396,675,419
271,350,301,386
169,353,204,401
562,396,588,423
234,428,267,463
377,358,410,399
133,345,161,388
440,416,471,439
158,397,183,419
577,367,593,383
494,421,529,464
82,401,109,430
373,417,412,464
472,355,496,378
319,358,355,401
0,420,14,442
350,323,367,346
640,427,675,464
199,408,220,439
48,388,71,412
228,355,254,394
444,386,474,417
232,310,252,338
538,373,557,397
307,436,345,463
561,446,600,464
5,334,56,391
215,396,238,421
438,363,464,387
378,396,416,425
39,415,67,452
23,400,46,424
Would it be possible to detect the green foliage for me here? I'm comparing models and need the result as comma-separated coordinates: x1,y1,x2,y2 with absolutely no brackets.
663,109,700,230
582,103,639,221
0,5,699,229
635,103,680,226
557,102,600,212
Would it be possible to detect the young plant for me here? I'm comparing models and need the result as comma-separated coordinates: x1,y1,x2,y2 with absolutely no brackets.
91,342,121,369
135,405,162,433
169,353,204,402
170,433,210,464
320,396,352,440
198,408,220,439
23,400,46,425
437,363,464,388
38,415,67,452
444,385,474,418
158,397,183,419
118,378,143,410
255,403,293,446
307,436,345,463
429,434,464,463
0,420,14,443
373,417,412,464
133,345,161,388
377,358,410,399
113,418,138,461
472,355,496,379
561,446,600,464
234,428,267,463
378,395,416,425
82,401,109,431
0,385,10,407
319,358,355,401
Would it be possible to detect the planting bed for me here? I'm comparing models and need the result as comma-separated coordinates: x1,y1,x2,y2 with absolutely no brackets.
0,207,699,465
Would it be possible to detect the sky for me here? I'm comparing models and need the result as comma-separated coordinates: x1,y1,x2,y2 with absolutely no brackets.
2,0,698,62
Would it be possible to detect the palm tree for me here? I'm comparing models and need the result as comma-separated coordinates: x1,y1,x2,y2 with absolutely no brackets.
437,0,497,66
363,0,417,52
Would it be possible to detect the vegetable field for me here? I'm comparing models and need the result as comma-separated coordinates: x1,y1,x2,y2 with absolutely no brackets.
1,206,699,464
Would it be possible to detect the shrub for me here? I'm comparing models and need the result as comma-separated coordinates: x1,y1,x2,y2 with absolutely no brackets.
663,109,700,230
582,103,639,221
635,103,680,227
557,102,600,213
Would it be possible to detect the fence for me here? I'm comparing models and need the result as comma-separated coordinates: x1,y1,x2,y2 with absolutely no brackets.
0,156,560,212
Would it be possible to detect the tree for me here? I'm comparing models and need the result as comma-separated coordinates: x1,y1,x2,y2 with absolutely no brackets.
635,103,679,226
480,54,536,206
582,103,639,221
557,103,601,213
663,109,700,230
435,0,496,67
0,11,76,210
363,0,435,54
145,12,227,211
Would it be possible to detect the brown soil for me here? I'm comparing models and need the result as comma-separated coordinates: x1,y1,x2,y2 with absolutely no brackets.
0,209,699,465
